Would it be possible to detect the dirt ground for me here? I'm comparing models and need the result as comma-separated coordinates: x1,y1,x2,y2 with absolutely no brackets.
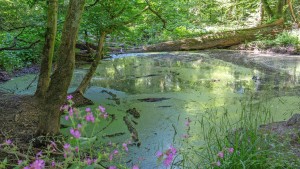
0,92,39,156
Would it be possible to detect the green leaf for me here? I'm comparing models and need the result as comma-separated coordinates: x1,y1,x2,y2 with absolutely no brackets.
67,163,81,169
83,165,95,169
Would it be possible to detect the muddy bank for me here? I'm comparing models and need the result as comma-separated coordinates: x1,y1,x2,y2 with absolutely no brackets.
259,114,300,157
229,44,300,55
0,92,39,144
0,65,40,83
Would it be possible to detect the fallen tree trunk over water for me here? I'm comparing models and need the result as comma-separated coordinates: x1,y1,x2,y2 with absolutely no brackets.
143,19,284,52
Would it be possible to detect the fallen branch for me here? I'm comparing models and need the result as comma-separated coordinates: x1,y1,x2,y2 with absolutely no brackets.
145,0,169,30
0,40,40,51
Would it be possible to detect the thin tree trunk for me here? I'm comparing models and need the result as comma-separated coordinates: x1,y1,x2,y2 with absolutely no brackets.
262,0,274,17
37,0,86,135
276,0,285,18
35,0,58,98
287,0,299,26
76,32,106,94
259,0,265,25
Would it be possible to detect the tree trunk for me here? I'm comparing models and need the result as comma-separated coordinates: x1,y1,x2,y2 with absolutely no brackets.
35,0,58,98
37,0,86,135
287,0,300,26
259,0,265,25
142,18,284,52
76,32,106,94
70,32,106,106
276,0,285,18
262,0,274,17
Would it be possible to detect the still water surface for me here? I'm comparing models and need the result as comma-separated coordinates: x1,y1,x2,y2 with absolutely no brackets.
1,50,300,168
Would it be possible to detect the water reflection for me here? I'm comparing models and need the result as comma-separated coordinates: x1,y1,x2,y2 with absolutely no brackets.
1,51,300,167
77,53,256,96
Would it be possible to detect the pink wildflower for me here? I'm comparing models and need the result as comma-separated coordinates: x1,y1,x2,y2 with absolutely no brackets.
132,165,139,169
163,154,173,167
85,158,93,165
93,158,97,163
103,113,108,119
122,143,128,152
51,161,56,167
69,108,74,116
70,128,81,138
67,95,73,100
36,151,43,158
99,105,105,113
17,160,23,165
30,159,45,169
185,118,191,127
63,143,70,151
85,113,95,123
109,166,117,169
49,141,57,151
228,147,234,153
216,161,221,166
109,154,114,161
85,107,91,112
65,115,69,121
217,151,224,158
100,112,108,119
113,150,119,154
5,139,12,145
169,146,177,154
77,124,82,129
75,146,79,153
60,105,68,111
156,151,163,158
163,146,177,167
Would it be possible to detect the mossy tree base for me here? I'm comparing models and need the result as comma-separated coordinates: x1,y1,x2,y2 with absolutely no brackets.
69,91,94,107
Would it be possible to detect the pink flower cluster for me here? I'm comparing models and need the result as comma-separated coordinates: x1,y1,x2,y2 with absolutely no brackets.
70,128,81,138
24,159,45,169
99,105,108,119
156,145,177,167
215,147,234,166
85,157,97,165
23,152,46,169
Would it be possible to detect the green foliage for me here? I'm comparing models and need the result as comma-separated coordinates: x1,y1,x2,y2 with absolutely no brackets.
0,100,131,168
0,52,23,72
249,30,300,49
0,0,44,71
271,31,300,46
193,99,300,168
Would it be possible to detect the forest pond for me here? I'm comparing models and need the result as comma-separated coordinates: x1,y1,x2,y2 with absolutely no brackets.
1,50,300,167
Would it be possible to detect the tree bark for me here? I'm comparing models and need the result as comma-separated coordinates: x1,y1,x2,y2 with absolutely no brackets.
262,0,274,17
276,0,285,18
259,0,265,25
287,0,299,26
142,18,284,52
35,0,58,98
37,0,86,135
75,31,106,94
